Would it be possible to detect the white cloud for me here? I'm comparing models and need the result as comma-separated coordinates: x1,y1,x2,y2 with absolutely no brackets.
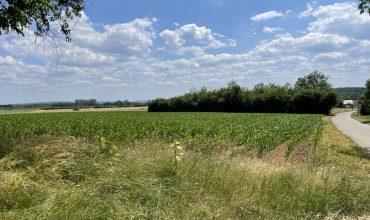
159,23,234,55
101,76,120,83
263,26,284,34
314,52,347,60
251,10,284,21
1,2,370,104
72,15,157,57
304,2,370,39
0,55,23,65
299,3,314,18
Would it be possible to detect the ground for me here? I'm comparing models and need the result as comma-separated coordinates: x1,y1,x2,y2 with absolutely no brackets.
0,113,370,219
352,112,370,124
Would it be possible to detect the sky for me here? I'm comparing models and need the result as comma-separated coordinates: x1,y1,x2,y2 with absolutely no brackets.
0,0,370,104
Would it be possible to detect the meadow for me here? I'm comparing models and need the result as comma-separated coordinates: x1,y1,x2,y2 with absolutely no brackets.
1,112,370,219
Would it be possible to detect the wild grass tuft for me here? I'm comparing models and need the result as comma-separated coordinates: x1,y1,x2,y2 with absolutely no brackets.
1,121,370,219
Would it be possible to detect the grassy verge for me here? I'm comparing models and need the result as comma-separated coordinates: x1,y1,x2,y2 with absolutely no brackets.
352,112,370,124
331,108,357,116
0,117,370,219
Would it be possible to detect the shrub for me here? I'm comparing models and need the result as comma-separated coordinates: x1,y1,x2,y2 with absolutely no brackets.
148,82,338,115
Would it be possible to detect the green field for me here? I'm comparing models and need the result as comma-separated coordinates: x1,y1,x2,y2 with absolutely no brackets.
0,108,37,115
1,112,370,219
0,112,322,156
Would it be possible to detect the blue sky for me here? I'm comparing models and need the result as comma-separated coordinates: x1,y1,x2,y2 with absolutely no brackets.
0,0,370,104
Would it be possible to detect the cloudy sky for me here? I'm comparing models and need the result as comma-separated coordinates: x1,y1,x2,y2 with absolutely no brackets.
1,0,370,104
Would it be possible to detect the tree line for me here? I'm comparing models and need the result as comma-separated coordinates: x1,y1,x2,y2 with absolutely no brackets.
359,79,370,115
335,87,365,100
0,99,147,110
149,71,338,115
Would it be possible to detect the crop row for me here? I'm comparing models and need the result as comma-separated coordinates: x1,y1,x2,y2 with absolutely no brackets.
0,112,322,154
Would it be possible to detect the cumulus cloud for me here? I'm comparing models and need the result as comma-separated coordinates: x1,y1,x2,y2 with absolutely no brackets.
263,26,284,34
1,2,370,104
71,14,157,57
251,10,284,21
303,2,370,39
159,23,235,55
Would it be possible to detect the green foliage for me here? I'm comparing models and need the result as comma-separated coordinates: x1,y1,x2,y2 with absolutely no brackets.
149,79,338,114
359,79,370,115
1,112,370,219
169,140,184,174
98,136,121,157
294,71,332,90
335,87,365,100
359,0,370,15
0,0,84,41
0,112,322,156
75,99,97,107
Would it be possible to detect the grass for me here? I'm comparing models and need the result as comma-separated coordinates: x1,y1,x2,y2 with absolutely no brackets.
0,113,370,219
330,107,357,116
352,112,370,124
0,108,38,115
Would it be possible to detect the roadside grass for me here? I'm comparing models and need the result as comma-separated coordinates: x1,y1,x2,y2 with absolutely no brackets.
1,117,370,219
331,108,357,116
315,117,370,172
352,112,370,124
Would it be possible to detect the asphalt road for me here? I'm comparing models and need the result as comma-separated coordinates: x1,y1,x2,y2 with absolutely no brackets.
332,112,370,151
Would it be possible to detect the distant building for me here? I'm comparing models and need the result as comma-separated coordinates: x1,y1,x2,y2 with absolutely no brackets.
343,100,358,108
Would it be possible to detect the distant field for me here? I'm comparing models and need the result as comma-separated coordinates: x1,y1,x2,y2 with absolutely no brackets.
0,106,147,115
0,108,38,115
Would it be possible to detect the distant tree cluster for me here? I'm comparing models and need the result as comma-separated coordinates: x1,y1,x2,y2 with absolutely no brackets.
149,72,338,115
335,87,365,100
359,79,370,115
75,99,97,107
0,99,148,110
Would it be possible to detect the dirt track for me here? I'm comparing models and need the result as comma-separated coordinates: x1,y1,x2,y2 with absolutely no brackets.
332,112,370,152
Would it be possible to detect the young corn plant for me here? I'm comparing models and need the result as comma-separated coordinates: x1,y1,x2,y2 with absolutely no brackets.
170,140,184,174
98,136,121,158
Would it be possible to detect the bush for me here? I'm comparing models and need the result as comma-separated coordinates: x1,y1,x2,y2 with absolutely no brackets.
149,82,338,115
359,80,370,115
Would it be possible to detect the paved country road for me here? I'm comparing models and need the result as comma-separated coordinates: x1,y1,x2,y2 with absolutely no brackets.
332,112,370,152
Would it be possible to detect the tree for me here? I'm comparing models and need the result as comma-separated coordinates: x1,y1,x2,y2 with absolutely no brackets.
0,0,84,42
295,71,332,90
359,79,370,115
359,0,370,15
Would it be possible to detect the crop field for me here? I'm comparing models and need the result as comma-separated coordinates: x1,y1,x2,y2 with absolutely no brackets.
0,112,322,155
1,112,370,219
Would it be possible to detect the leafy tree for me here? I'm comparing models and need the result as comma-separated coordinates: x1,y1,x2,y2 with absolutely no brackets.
359,0,370,15
295,71,332,90
0,0,84,41
359,79,370,115
148,81,338,115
